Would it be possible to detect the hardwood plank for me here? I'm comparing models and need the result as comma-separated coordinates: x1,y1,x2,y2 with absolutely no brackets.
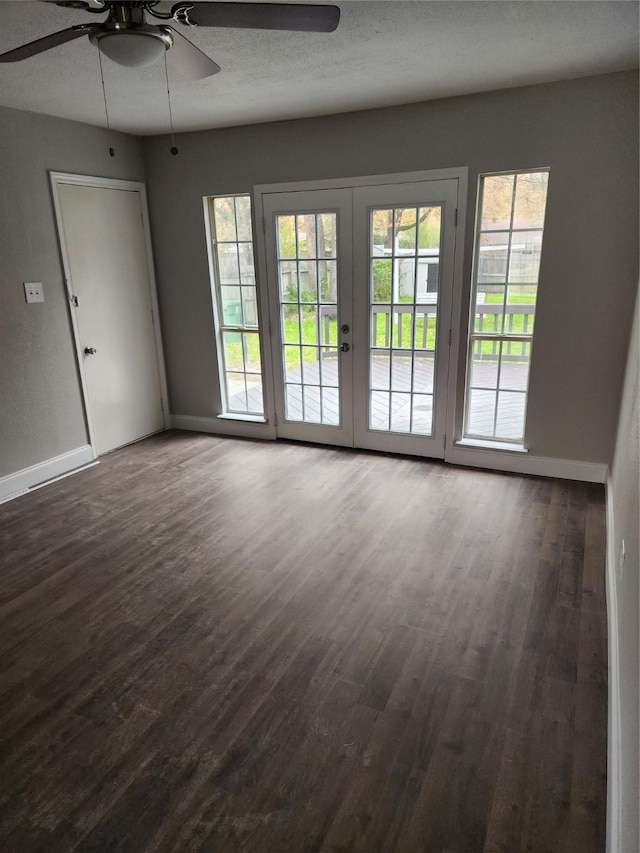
0,432,608,852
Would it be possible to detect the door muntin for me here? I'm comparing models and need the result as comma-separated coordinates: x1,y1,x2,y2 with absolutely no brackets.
366,202,443,437
275,210,342,427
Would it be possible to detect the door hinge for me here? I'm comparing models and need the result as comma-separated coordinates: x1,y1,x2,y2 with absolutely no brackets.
444,433,447,450
448,328,452,346
273,413,278,426
454,208,458,226
268,320,272,335
160,399,164,413
262,217,266,234
71,294,79,307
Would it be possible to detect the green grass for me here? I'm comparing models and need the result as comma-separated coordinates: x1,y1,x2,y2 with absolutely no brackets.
476,292,535,356
279,311,437,367
223,296,536,373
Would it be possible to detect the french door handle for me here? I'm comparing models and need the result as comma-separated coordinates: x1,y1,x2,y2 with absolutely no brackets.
339,342,350,352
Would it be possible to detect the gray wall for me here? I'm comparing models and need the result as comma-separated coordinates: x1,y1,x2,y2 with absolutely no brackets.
0,107,145,477
2,73,636,478
143,70,639,465
610,282,639,853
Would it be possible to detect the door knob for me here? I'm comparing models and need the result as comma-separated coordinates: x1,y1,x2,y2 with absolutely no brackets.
84,346,97,355
339,342,350,352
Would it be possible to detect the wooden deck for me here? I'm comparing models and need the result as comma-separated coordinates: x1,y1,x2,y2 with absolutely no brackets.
230,355,529,439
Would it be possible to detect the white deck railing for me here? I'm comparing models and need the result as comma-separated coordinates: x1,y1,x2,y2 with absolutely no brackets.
319,303,535,360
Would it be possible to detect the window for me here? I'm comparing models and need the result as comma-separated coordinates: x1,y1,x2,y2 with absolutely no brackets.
463,170,549,444
205,194,264,417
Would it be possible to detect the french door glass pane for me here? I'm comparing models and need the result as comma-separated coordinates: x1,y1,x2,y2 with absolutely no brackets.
276,212,340,425
368,205,441,436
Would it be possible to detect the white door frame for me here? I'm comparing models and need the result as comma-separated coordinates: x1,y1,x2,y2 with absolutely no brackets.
50,171,170,459
254,167,469,455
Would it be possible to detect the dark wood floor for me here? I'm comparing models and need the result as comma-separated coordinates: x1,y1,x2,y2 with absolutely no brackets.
0,432,608,852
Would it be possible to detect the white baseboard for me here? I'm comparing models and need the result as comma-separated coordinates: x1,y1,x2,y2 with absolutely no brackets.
605,476,621,853
171,417,608,484
446,442,608,483
170,414,276,441
0,444,95,503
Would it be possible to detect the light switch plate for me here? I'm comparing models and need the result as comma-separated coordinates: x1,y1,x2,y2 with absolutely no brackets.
24,282,44,303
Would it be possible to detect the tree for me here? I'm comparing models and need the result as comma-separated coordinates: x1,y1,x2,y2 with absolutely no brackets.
481,172,548,229
372,207,439,251
211,195,253,242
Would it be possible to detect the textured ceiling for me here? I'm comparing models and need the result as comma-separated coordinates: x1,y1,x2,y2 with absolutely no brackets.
0,0,638,135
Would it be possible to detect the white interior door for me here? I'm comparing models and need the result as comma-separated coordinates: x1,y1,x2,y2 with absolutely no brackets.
261,177,459,458
55,182,166,456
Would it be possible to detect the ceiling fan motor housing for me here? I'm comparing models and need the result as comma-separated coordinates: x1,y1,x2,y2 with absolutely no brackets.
89,3,173,67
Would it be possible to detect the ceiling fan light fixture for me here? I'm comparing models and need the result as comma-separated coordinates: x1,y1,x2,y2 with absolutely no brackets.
92,27,173,68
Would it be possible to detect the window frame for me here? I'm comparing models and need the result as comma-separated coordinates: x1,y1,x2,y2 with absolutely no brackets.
462,168,550,446
204,193,266,420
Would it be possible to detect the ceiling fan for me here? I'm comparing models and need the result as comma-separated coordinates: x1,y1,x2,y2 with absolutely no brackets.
0,1,341,79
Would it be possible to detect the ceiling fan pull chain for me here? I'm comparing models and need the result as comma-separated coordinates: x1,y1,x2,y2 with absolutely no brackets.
97,47,115,157
164,51,179,156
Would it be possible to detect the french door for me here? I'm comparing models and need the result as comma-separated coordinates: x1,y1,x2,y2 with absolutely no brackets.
261,178,459,458
263,188,354,446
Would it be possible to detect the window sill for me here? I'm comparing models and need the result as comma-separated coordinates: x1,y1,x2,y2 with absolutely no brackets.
218,413,267,424
455,438,528,454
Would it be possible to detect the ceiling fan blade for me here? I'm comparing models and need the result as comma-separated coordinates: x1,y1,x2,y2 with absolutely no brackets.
44,1,105,11
171,2,340,33
164,26,221,80
0,24,93,62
